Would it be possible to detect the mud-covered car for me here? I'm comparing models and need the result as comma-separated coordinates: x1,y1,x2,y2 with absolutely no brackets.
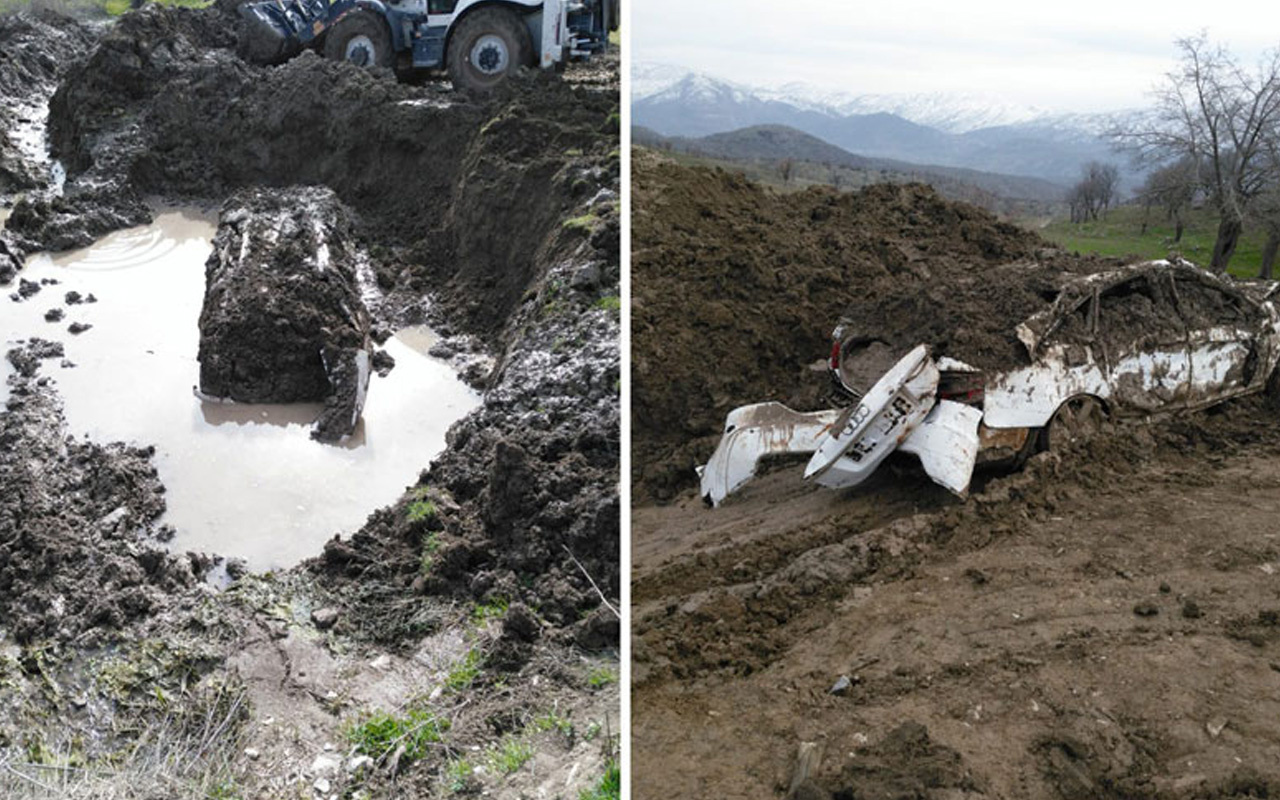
699,260,1280,505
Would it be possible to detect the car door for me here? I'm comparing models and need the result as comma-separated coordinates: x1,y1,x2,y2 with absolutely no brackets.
1173,273,1264,406
1097,273,1191,413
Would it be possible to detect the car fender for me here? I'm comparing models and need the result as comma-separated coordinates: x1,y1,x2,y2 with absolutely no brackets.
982,348,1109,429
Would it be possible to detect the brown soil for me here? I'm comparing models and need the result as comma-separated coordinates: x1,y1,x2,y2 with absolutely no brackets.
632,151,1134,502
633,156,1280,798
635,399,1280,798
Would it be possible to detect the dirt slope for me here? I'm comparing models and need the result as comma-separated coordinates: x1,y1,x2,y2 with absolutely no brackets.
632,150,1126,502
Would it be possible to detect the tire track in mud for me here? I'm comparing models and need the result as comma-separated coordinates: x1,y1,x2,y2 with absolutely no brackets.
633,405,1280,798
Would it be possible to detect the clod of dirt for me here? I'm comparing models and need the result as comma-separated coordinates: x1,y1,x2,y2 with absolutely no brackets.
1133,602,1160,617
1182,599,1203,619
5,189,152,252
819,722,979,800
43,307,62,322
6,337,63,377
68,321,92,334
197,187,373,442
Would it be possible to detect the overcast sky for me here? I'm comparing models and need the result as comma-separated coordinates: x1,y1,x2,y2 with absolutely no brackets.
632,0,1279,112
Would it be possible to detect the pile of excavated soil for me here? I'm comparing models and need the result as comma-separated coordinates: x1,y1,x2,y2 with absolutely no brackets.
0,343,208,645
632,151,1126,501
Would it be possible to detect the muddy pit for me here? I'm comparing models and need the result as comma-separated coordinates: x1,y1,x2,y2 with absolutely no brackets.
0,5,619,798
2,208,479,571
633,154,1280,799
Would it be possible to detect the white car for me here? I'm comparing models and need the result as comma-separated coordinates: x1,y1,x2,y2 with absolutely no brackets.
698,260,1280,506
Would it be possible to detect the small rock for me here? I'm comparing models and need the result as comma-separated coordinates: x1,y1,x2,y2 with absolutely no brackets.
311,752,342,776
829,675,852,695
244,747,261,761
311,607,340,630
1159,582,1171,594
1133,602,1159,617
313,777,331,794
84,293,97,303
1182,600,1202,619
65,291,82,304
371,349,395,377
44,308,64,322
1206,717,1228,738
347,755,374,775
369,654,392,670
68,322,92,335
17,278,40,298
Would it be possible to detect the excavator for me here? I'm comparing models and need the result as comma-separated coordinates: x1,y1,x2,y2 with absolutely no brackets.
239,0,617,91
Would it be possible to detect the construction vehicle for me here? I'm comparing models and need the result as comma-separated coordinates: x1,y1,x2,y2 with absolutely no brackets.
238,0,617,91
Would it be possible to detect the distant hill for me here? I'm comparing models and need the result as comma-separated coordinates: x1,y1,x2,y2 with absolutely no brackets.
632,66,1141,190
633,124,1067,214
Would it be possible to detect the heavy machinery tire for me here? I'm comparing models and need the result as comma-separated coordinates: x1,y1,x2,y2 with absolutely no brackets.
446,7,532,92
323,10,394,69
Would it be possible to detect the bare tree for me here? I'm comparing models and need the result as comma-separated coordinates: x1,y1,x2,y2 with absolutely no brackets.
1112,34,1280,272
778,158,795,185
1137,157,1199,242
1067,161,1122,222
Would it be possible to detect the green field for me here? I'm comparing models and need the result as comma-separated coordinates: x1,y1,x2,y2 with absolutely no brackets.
1036,204,1270,279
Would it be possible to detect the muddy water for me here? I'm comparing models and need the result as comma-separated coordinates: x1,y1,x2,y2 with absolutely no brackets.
1,209,480,571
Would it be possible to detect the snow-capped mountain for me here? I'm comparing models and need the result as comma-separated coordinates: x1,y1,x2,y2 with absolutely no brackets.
631,62,1145,187
632,62,1137,137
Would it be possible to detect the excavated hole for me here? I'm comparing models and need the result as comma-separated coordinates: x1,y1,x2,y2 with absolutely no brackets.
1,208,480,571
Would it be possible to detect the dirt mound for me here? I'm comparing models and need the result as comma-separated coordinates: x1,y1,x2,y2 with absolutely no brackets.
631,152,1128,501
0,343,207,644
198,187,375,441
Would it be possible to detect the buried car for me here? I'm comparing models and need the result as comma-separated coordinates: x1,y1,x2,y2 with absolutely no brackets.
698,259,1280,506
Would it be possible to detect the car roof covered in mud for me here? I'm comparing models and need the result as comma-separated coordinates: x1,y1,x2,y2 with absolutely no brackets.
837,257,1278,374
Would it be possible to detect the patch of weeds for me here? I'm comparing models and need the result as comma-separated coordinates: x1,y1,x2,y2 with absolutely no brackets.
208,780,243,800
594,295,621,312
580,759,620,800
534,709,574,739
444,648,484,693
562,213,598,233
419,531,442,575
487,736,534,775
406,487,438,524
446,757,475,792
345,706,448,764
587,666,618,688
471,597,509,625
584,721,602,742
605,111,620,128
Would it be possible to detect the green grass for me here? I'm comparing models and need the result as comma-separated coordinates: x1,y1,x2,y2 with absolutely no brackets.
562,213,598,233
99,0,211,14
419,531,442,575
1036,204,1270,279
445,757,474,792
471,597,509,624
534,709,574,738
595,294,621,312
487,737,535,775
345,706,449,764
405,487,438,524
444,647,484,693
587,666,617,688
580,759,620,800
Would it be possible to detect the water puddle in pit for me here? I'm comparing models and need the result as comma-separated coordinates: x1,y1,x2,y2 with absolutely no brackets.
1,208,481,572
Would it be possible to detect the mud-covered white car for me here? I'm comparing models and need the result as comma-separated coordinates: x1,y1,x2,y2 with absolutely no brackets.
698,260,1280,506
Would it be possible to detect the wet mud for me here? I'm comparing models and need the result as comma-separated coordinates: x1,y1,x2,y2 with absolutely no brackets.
0,5,619,796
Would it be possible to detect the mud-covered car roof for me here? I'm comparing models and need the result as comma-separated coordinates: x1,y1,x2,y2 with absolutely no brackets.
1016,259,1276,356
